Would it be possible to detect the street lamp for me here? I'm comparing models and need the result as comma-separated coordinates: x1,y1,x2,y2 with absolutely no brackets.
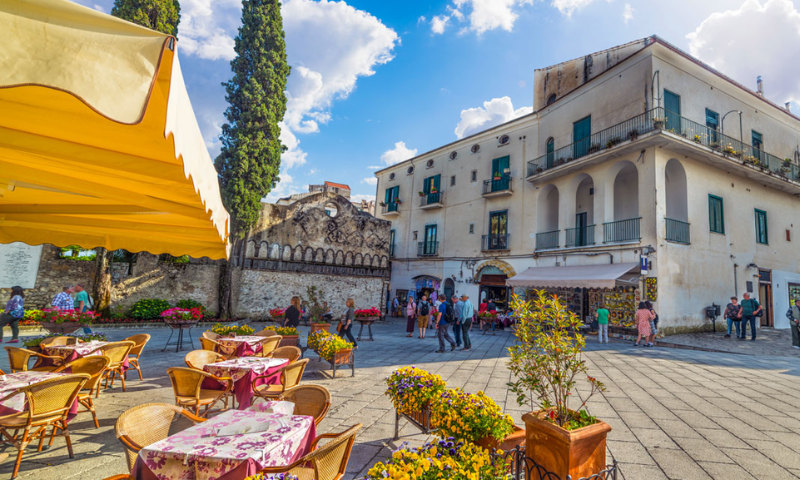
721,110,743,146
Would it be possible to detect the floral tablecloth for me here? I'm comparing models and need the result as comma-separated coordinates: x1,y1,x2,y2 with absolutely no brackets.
216,336,265,357
132,408,316,480
0,371,79,420
46,341,129,372
203,357,288,409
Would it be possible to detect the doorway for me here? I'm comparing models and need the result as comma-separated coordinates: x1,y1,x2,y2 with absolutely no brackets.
664,90,681,132
572,116,591,159
443,279,454,300
576,212,588,246
759,269,773,327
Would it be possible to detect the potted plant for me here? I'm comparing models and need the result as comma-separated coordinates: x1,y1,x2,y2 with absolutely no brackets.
268,308,286,323
379,201,386,207
363,440,509,480
587,143,601,154
710,141,721,150
430,388,522,451
653,116,665,129
306,286,330,333
209,323,254,337
354,307,380,321
38,308,97,335
394,198,402,204
160,307,203,326
693,133,703,144
507,291,609,480
535,166,544,174
628,129,639,141
274,326,300,347
418,191,425,197
385,366,445,430
318,334,354,364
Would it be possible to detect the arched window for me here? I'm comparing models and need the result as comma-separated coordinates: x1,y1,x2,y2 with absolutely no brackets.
546,94,557,106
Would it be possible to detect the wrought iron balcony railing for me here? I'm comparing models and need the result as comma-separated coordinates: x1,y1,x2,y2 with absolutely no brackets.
665,218,690,244
565,225,596,248
419,191,443,207
603,217,641,243
535,230,560,250
417,241,439,257
482,175,513,195
381,202,400,214
481,234,510,251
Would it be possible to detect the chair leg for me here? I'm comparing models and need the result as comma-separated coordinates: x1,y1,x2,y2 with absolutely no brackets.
82,397,99,429
48,424,58,447
62,421,74,459
12,428,29,479
120,369,126,392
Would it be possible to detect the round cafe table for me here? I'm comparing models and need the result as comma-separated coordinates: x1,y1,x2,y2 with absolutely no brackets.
202,357,288,408
215,336,266,357
0,371,80,421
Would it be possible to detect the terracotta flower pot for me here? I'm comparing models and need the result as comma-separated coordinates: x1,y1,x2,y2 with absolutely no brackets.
522,411,611,480
278,335,299,348
310,323,331,335
476,425,526,451
39,322,84,335
332,348,352,365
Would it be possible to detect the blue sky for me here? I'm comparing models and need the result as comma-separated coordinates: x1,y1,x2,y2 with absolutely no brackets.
78,0,800,202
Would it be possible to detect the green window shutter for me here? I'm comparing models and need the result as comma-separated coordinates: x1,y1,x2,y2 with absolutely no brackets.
705,109,719,143
572,116,591,158
709,195,724,234
384,188,391,203
664,90,681,132
492,156,510,176
755,209,768,244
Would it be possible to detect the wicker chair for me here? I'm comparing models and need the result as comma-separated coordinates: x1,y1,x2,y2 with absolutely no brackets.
39,336,77,348
184,350,226,370
251,358,309,403
283,385,331,426
123,334,150,381
202,331,220,341
4,347,62,373
268,346,302,364
53,356,111,428
251,424,362,480
254,329,278,337
115,403,206,472
199,337,226,354
87,341,135,393
166,367,233,416
256,336,282,357
0,373,90,478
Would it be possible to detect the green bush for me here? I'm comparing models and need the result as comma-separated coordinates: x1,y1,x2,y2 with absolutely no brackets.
129,298,171,320
176,299,205,311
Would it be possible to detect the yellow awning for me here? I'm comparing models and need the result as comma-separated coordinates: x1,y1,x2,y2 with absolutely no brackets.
0,0,230,259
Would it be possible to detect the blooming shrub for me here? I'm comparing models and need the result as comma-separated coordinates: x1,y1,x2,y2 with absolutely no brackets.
269,308,286,319
160,307,204,323
354,307,380,318
385,366,446,415
429,388,515,444
317,334,353,361
39,309,97,324
129,299,171,320
274,327,299,336
307,330,330,351
364,439,508,480
209,323,254,336
478,310,498,319
24,333,108,348
176,299,206,315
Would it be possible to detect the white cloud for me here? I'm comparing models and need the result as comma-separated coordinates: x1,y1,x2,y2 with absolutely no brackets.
279,126,308,169
686,0,800,110
381,141,418,166
178,0,240,61
350,193,376,203
308,168,318,175
430,0,597,35
93,4,105,12
454,96,532,139
622,3,634,24
367,165,382,170
361,177,378,185
417,15,427,24
551,0,596,16
431,14,450,34
264,170,307,203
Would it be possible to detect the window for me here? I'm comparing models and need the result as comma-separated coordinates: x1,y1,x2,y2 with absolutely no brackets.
546,93,557,106
755,209,768,244
423,175,440,195
572,116,591,158
708,195,725,234
546,137,555,168
384,186,399,203
705,109,719,143
471,170,477,182
450,176,456,187
752,130,764,161
389,230,396,257
407,166,414,174
664,90,681,132
469,223,474,234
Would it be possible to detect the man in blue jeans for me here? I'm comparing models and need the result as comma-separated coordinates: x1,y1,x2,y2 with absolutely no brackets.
452,295,463,348
435,294,456,353
739,292,762,341
73,283,94,335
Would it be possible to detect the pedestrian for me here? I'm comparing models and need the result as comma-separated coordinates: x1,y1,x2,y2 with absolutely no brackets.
338,298,358,348
405,295,416,338
51,285,74,311
432,295,442,330
434,294,456,353
417,294,431,339
724,296,742,338
452,295,463,348
634,301,654,347
645,301,658,347
461,294,473,351
391,296,400,317
785,298,800,350
1,286,24,344
739,292,762,341
596,303,610,344
72,284,93,334
284,296,301,328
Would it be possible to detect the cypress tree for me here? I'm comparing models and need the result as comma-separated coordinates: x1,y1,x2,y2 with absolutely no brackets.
215,0,291,318
111,0,181,35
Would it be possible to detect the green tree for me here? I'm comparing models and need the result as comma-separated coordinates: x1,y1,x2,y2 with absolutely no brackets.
111,0,180,35
215,0,290,318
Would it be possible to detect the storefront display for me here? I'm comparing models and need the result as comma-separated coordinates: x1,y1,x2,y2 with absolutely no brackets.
645,278,657,301
588,286,639,327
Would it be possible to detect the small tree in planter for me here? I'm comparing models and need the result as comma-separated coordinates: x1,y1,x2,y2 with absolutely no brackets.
507,291,609,479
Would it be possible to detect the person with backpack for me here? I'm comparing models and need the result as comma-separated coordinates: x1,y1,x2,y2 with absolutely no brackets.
435,294,456,353
416,294,431,339
739,292,762,341
73,283,94,334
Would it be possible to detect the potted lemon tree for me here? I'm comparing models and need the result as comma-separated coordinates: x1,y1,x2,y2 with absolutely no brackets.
507,291,609,479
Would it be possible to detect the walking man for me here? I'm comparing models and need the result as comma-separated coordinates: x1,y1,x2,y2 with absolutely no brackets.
461,294,473,351
785,298,800,349
435,294,456,353
73,284,94,334
452,295,463,348
51,285,73,311
739,292,762,341
596,303,609,344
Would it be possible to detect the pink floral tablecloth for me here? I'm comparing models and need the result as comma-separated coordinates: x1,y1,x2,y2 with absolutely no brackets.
203,357,288,408
0,371,79,420
132,409,316,480
46,341,129,372
216,336,265,357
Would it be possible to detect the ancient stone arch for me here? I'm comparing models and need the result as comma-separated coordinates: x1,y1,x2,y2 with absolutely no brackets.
354,253,363,266
345,252,354,266
281,245,292,261
380,255,389,268
335,250,344,265
304,247,314,263
258,242,269,258
293,245,304,261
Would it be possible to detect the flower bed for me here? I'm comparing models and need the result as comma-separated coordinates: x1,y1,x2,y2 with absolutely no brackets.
385,366,445,416
274,327,298,336
39,309,97,325
429,388,515,445
209,323,254,336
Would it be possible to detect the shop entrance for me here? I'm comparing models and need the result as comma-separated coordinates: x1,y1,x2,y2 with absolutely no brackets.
759,269,773,327
480,274,509,310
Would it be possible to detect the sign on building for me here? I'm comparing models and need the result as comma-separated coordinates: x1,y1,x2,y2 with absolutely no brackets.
0,242,42,289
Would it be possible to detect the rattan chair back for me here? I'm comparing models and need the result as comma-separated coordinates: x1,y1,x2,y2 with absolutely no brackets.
270,346,301,363
40,336,72,347
19,374,90,418
254,329,277,337
199,337,223,352
55,355,110,391
258,336,282,356
202,331,219,341
303,424,362,480
124,334,150,357
184,350,225,370
281,358,309,390
93,341,135,366
283,385,331,426
167,367,206,399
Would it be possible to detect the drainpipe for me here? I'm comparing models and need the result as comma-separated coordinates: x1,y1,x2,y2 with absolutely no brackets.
733,263,739,297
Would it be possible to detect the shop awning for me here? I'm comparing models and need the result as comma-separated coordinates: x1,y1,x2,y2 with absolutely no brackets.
0,0,230,259
506,263,640,289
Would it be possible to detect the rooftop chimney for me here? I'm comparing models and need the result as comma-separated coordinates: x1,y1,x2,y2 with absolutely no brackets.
757,76,764,96
786,102,792,113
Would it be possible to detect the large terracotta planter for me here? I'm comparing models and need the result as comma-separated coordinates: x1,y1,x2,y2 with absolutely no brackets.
476,425,526,451
39,322,84,335
332,348,352,365
278,335,299,348
309,323,331,335
522,411,611,480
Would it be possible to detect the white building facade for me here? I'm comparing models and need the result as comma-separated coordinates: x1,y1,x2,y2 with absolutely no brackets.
375,36,800,334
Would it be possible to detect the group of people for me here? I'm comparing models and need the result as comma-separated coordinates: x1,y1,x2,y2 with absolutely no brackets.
282,296,357,348
593,301,659,347
403,293,475,352
723,293,767,341
1,283,93,343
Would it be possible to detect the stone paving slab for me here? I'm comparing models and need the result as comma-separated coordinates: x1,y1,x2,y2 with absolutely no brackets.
662,327,800,357
1,320,800,479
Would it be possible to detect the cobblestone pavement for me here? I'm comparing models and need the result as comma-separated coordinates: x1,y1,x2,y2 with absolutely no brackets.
1,320,800,480
661,327,800,358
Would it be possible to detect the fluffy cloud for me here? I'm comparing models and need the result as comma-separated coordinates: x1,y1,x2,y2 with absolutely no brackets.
431,14,450,34
686,0,800,110
551,0,596,16
351,193,376,203
454,96,532,139
622,3,634,24
361,177,378,185
381,141,418,166
178,0,240,61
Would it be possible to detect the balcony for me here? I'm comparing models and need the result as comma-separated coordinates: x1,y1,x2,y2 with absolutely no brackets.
417,241,439,257
665,218,690,244
482,175,513,198
603,217,641,244
526,107,800,190
481,234,510,251
535,230,560,251
565,225,595,248
419,191,444,210
380,201,401,217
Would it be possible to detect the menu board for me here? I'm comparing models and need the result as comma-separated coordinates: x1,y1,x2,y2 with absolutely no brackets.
0,243,42,289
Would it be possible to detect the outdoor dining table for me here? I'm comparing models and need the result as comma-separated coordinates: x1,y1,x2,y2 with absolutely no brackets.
45,341,130,372
131,407,316,480
0,371,79,421
202,357,288,409
216,335,267,357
